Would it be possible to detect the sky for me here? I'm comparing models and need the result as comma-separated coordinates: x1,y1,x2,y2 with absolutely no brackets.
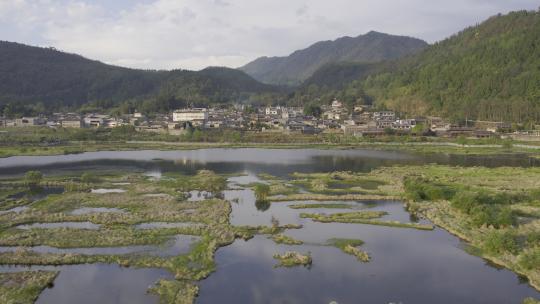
0,0,538,71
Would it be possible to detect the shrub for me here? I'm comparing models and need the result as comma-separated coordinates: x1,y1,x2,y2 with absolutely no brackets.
519,249,540,270
470,205,515,228
24,171,43,187
404,177,457,202
483,230,519,255
526,232,540,247
81,172,100,184
451,191,478,213
253,183,270,202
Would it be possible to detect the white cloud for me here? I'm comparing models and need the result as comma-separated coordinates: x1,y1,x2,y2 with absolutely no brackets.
0,0,538,70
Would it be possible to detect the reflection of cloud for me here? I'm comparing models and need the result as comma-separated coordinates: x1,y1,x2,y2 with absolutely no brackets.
204,222,537,303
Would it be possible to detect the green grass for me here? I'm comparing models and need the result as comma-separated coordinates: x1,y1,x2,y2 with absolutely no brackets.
273,251,312,268
300,211,434,230
270,234,304,245
0,271,58,304
149,279,199,304
300,211,386,221
327,238,370,262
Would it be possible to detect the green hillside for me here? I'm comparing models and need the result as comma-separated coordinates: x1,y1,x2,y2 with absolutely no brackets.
358,10,540,123
240,31,427,86
0,41,278,115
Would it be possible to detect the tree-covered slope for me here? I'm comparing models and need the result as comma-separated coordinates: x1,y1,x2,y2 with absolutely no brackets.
239,31,428,86
302,62,381,89
360,10,540,123
0,41,278,112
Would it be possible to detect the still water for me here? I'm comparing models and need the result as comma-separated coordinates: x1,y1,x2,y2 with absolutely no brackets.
0,148,539,303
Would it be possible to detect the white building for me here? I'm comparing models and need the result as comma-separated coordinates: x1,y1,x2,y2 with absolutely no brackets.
84,115,108,128
173,108,208,125
331,99,343,109
393,119,417,130
15,117,45,127
373,111,396,121
265,106,282,116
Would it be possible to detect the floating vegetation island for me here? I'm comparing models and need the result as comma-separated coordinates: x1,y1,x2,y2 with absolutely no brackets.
328,238,370,263
273,251,312,268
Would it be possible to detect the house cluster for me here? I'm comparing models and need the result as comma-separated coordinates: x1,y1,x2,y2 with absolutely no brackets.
1,99,538,139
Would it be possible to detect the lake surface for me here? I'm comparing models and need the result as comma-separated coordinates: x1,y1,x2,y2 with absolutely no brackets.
1,148,539,303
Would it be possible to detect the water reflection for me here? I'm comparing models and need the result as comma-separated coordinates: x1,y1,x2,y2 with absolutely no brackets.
1,149,538,177
8,187,64,201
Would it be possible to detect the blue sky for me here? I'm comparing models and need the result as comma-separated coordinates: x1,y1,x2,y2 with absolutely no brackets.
0,0,538,70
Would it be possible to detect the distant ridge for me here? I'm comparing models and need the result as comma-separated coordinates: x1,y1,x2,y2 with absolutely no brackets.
239,31,428,86
0,41,277,111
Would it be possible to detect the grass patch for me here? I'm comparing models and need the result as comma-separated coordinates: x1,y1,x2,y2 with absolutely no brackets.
270,234,303,245
0,271,58,304
300,211,434,230
149,279,199,304
273,251,312,268
328,238,370,262
300,211,386,221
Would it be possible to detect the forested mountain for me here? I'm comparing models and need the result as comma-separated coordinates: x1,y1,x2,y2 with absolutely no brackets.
356,10,540,123
291,10,540,123
2,9,539,123
0,41,278,115
302,62,381,89
239,31,428,86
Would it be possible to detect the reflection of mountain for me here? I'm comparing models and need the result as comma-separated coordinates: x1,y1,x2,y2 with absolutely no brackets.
0,149,537,176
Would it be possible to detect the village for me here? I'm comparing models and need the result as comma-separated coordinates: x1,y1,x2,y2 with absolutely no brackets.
1,99,539,141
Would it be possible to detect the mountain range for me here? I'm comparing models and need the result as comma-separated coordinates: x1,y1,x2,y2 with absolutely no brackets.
0,41,277,113
328,10,540,123
0,9,539,122
239,31,428,86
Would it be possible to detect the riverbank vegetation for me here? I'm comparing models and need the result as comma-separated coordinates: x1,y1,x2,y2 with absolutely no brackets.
1,127,540,159
397,166,540,290
0,271,58,304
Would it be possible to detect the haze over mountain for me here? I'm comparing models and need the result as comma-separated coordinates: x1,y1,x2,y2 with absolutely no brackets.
0,41,277,112
239,31,428,86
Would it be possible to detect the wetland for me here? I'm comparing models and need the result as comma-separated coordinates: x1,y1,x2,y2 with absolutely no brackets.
0,148,539,303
